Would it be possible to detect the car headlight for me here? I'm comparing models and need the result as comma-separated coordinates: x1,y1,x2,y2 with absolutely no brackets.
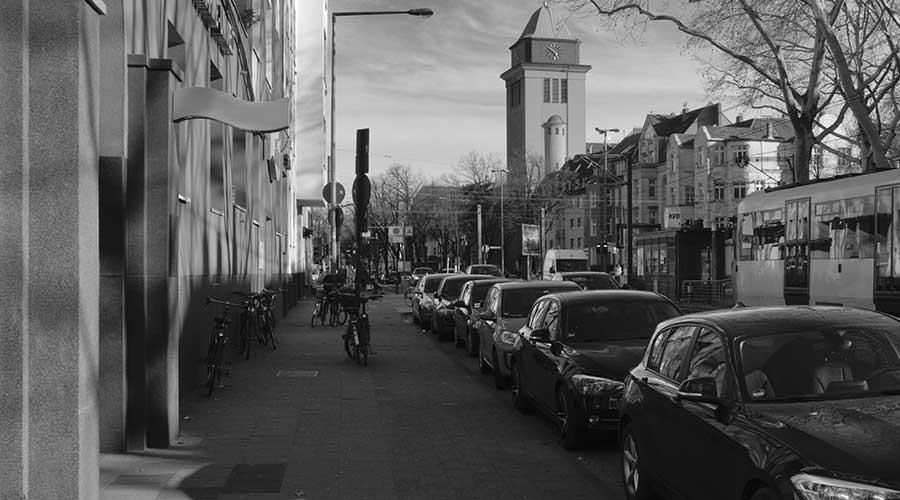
571,374,624,395
792,473,900,500
499,330,519,345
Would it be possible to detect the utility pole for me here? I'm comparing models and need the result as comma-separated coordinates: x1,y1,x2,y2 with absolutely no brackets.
540,207,546,279
626,153,634,282
596,128,620,271
477,204,483,264
491,168,508,275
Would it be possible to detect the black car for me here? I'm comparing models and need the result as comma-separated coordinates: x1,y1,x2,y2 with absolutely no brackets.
452,278,515,355
465,264,503,277
619,306,900,500
510,291,680,450
431,274,493,340
551,271,620,290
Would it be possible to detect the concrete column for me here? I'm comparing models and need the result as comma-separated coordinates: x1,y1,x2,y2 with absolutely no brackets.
0,0,102,498
145,59,181,448
99,0,128,453
125,54,149,452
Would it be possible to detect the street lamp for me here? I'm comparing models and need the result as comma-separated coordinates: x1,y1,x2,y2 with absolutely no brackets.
595,128,619,270
328,7,434,271
491,168,508,275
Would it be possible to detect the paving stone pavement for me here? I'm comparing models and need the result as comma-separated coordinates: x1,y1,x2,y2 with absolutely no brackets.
100,293,623,500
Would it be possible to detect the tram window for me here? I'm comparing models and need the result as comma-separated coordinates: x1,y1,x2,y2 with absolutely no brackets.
740,212,755,261
752,209,784,260
812,196,875,260
875,188,892,284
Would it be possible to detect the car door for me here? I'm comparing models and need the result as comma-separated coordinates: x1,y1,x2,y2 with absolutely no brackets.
518,298,551,399
532,300,563,407
639,324,698,497
478,288,499,363
454,282,472,338
663,327,741,499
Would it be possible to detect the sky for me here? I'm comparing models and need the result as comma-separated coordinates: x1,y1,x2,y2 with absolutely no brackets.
324,0,724,190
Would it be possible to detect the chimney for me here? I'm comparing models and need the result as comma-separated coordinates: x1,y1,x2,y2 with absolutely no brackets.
736,114,744,123
682,101,689,114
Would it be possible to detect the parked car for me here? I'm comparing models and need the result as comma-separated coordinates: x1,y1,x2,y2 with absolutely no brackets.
619,306,900,500
453,278,516,356
465,264,503,277
551,271,620,290
510,290,681,450
411,273,455,329
440,267,459,274
476,281,581,389
431,274,494,340
409,267,433,287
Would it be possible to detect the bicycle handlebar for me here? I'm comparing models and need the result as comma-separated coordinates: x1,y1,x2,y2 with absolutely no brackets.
206,297,243,308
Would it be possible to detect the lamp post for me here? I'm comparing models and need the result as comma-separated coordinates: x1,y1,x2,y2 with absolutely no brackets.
491,168,508,275
595,128,619,269
329,7,433,271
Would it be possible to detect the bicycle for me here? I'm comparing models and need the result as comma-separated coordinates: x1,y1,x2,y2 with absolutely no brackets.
339,292,382,365
204,297,240,396
258,288,282,349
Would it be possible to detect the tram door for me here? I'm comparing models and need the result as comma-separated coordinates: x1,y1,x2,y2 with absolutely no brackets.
784,198,811,305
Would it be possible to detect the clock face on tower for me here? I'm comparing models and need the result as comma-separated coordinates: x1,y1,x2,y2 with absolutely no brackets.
545,43,560,61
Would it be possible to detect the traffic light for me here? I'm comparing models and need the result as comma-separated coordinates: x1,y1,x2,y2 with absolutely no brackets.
355,128,369,176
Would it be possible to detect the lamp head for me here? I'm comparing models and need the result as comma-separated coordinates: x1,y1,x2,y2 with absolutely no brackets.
407,8,434,17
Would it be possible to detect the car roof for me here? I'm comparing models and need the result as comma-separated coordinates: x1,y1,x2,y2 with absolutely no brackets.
558,271,613,278
422,272,455,282
469,264,499,269
657,306,900,339
546,289,673,305
469,278,517,287
491,281,582,292
440,274,493,284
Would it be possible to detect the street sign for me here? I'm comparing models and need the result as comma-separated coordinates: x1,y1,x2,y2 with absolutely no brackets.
521,224,540,256
482,244,490,255
404,226,413,237
322,182,345,204
388,225,403,243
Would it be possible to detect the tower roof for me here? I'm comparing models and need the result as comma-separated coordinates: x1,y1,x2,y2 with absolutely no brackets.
543,114,566,127
518,2,575,42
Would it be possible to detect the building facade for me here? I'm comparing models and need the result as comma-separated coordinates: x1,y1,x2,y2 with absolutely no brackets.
0,1,311,497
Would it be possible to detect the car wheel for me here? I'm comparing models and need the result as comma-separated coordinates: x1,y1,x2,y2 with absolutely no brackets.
557,388,585,450
511,363,533,414
466,330,478,358
621,424,652,500
493,350,508,390
749,487,779,500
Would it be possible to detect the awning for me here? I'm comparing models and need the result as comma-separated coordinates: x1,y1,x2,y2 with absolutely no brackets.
172,87,290,133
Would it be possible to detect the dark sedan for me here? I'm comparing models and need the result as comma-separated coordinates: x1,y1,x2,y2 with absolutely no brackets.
431,274,493,340
465,264,503,277
452,278,515,356
411,273,454,329
510,291,680,450
619,306,900,500
551,271,620,290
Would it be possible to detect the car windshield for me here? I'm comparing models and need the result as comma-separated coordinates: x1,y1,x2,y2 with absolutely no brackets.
565,300,680,342
566,275,618,290
738,325,900,402
423,276,443,293
502,287,575,317
471,284,497,305
439,279,468,300
469,265,501,276
413,268,432,275
555,259,587,272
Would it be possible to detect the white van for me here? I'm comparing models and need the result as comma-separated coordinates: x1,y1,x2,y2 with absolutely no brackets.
542,249,589,280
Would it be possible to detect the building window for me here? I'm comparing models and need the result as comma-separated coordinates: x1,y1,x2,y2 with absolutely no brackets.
714,182,725,201
714,144,726,165
715,216,727,229
561,79,568,103
570,238,574,248
733,144,749,165
684,186,695,204
648,179,656,199
577,217,581,228
543,78,550,103
591,219,597,236
577,237,582,247
552,78,560,103
733,181,748,200
555,127,559,135
570,218,574,228
648,206,659,225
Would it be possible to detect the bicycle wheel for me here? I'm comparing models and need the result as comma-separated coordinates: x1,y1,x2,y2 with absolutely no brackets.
206,332,225,396
343,333,355,361
263,315,277,350
310,305,319,328
336,308,348,326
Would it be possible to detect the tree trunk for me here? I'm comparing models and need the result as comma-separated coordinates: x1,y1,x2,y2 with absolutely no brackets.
790,114,815,184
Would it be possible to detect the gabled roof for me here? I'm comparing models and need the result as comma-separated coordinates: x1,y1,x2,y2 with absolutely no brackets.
705,117,795,141
517,3,576,42
651,104,722,137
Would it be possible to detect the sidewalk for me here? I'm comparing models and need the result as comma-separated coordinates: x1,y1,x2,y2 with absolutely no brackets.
100,293,620,500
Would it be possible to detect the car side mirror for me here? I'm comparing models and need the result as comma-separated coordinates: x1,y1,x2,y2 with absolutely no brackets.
529,328,551,342
549,341,564,356
454,300,467,308
479,310,496,321
676,377,719,404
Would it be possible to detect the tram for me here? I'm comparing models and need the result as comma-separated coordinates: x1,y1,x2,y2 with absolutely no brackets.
734,168,900,315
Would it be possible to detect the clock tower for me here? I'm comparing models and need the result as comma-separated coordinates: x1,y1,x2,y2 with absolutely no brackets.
502,2,592,186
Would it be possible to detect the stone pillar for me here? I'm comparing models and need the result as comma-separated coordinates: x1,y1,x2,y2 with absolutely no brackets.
145,59,181,448
0,0,102,498
99,0,128,453
125,54,149,452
